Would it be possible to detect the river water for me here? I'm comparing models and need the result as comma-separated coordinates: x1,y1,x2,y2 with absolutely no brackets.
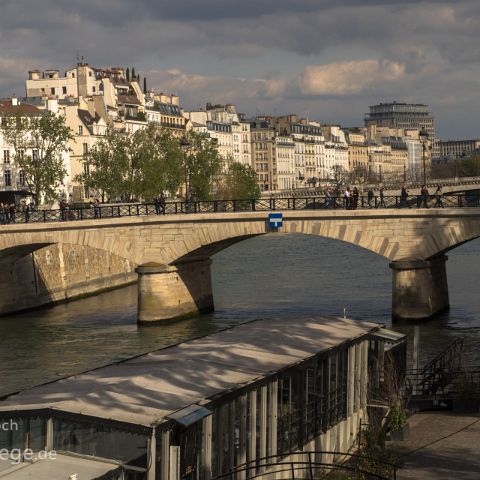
0,233,479,397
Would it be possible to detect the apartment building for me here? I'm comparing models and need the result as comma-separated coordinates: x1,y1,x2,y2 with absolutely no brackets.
275,135,295,190
250,119,277,191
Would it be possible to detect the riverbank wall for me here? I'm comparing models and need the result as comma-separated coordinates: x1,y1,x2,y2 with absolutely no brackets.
0,244,137,315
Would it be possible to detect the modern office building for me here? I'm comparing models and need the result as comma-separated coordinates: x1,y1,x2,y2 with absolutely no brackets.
0,316,405,480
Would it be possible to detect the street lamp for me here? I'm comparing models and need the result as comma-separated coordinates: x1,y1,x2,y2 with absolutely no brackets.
180,136,191,201
419,128,429,185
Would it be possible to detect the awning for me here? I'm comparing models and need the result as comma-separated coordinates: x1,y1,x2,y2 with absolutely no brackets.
371,328,406,345
166,404,212,428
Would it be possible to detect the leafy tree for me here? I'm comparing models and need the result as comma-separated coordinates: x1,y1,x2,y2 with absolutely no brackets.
75,127,130,201
1,111,73,203
129,124,183,200
217,162,260,199
180,131,223,201
462,152,480,176
76,125,184,201
126,67,130,82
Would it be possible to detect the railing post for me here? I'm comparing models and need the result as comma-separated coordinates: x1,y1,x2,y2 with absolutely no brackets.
251,199,255,211
293,198,296,210
313,197,317,209
117,206,121,217
233,200,237,212
375,196,378,208
111,206,114,218
43,210,47,222
272,198,276,211
136,205,140,216
459,195,463,208
214,201,218,213
395,196,399,208
361,196,364,208
80,208,83,221
128,205,131,216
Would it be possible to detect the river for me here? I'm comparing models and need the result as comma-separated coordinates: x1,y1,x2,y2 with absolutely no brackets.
0,233,479,396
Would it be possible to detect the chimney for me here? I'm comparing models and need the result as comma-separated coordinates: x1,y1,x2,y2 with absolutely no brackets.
47,98,58,114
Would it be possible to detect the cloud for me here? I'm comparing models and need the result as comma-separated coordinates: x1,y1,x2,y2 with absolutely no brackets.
297,59,406,96
1,1,480,137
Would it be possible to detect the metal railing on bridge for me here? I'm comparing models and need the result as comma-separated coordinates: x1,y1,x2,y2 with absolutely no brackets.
1,193,479,225
211,450,398,480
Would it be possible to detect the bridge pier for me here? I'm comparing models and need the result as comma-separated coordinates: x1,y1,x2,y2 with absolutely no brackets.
136,258,214,324
390,256,450,321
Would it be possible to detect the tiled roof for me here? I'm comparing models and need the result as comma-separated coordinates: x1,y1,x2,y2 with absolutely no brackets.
117,94,141,105
0,100,42,115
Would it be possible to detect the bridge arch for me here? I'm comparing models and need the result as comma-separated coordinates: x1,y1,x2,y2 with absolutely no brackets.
1,209,480,322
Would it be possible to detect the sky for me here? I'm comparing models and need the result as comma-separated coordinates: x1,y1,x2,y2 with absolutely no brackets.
0,0,479,139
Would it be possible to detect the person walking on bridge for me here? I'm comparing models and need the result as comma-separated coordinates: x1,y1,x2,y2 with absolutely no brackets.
379,188,386,207
434,185,444,208
400,187,410,208
344,187,351,210
420,185,429,208
367,188,374,208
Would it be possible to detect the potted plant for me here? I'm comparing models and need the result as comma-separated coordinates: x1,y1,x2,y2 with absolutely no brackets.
388,404,409,441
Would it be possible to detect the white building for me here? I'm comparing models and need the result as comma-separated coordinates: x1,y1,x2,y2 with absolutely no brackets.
0,97,72,203
275,136,296,190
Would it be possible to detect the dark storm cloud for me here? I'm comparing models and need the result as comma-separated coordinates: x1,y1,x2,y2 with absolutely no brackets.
1,0,480,137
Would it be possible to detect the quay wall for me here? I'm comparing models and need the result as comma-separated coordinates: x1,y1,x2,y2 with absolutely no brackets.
0,243,136,315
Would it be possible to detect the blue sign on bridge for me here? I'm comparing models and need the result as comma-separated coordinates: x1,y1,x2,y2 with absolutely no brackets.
268,213,283,228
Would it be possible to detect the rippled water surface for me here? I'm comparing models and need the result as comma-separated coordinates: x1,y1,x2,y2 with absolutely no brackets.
1,233,479,396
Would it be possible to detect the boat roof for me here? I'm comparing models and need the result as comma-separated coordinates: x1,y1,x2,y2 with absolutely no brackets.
0,316,381,429
0,453,119,479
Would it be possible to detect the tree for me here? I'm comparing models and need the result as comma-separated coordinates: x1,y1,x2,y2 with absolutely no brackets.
75,127,130,201
131,67,136,81
329,165,348,191
180,131,223,201
462,152,480,177
1,111,73,203
130,124,183,200
217,162,260,199
143,76,147,94
76,125,184,202
126,67,130,82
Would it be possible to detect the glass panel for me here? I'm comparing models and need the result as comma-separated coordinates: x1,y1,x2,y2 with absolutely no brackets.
53,419,148,467
0,416,46,451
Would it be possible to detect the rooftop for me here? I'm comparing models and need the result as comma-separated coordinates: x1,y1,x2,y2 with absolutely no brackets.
0,316,380,429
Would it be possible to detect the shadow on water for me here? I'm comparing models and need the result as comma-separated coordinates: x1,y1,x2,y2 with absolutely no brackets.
0,233,479,395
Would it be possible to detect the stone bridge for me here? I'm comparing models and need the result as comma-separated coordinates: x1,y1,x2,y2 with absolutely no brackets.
1,208,480,322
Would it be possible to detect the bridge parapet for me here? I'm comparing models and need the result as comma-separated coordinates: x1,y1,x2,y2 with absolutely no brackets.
1,208,480,322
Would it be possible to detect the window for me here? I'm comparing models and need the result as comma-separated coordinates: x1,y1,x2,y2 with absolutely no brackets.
50,87,55,95
82,143,88,155
78,125,83,135
92,86,96,93
19,170,25,187
62,86,67,94
53,418,147,467
32,150,39,162
4,170,11,187
3,150,10,164
0,416,46,451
